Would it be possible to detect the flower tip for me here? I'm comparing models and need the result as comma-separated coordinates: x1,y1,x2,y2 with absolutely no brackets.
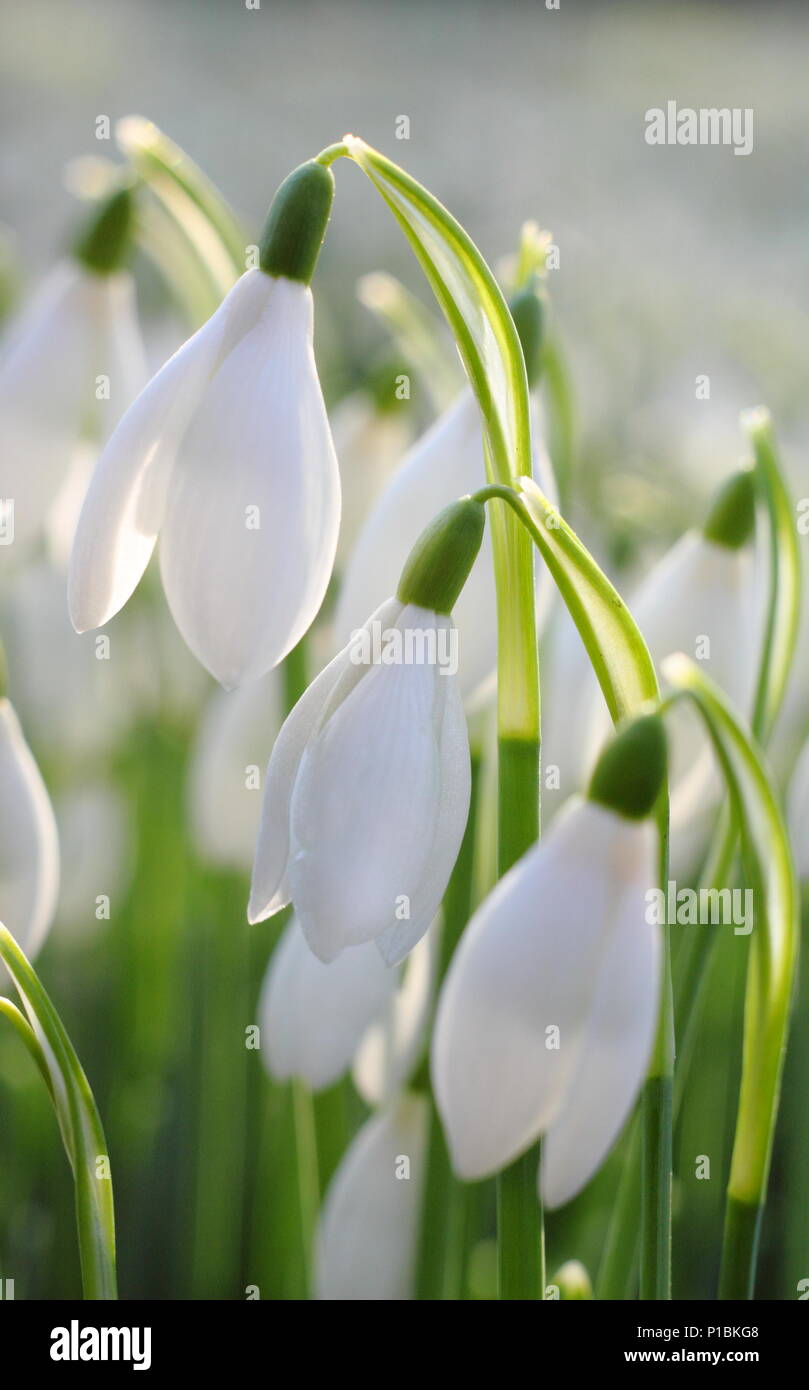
702,467,756,550
588,711,667,820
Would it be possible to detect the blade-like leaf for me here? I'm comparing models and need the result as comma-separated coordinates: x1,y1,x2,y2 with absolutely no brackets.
743,407,802,742
662,654,799,1297
0,925,117,1299
517,476,659,719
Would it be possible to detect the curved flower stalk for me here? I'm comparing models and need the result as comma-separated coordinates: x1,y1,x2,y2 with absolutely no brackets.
69,162,341,688
188,670,284,871
335,312,556,708
433,714,666,1209
0,187,146,564
249,499,483,965
0,924,116,1298
258,915,398,1091
315,1091,428,1301
663,655,798,1299
0,694,59,960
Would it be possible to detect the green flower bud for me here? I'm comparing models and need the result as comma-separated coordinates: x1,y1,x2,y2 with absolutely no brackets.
588,712,667,820
509,285,545,389
702,468,756,550
73,186,136,276
259,160,334,285
396,498,485,615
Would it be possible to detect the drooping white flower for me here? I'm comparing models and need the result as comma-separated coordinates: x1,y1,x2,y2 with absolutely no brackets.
257,916,398,1091
188,671,284,872
69,161,341,688
583,470,757,873
432,715,664,1208
0,698,59,959
0,216,146,563
334,388,556,708
315,1092,428,1301
249,597,471,966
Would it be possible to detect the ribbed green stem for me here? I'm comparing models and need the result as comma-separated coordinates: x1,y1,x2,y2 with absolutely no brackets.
640,1073,673,1299
417,756,481,1300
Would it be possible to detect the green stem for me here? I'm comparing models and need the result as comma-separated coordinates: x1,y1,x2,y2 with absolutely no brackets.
496,738,542,1300
416,755,481,1300
718,1197,762,1299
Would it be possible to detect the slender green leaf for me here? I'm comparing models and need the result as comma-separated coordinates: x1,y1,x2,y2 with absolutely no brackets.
662,655,799,1295
517,476,659,718
0,925,117,1299
743,407,802,742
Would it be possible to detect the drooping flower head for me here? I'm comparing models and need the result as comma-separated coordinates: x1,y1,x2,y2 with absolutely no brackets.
0,186,145,564
69,162,341,687
249,498,485,964
432,713,666,1208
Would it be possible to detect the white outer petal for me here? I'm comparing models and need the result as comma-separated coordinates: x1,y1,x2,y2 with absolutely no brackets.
353,924,437,1105
0,262,101,558
0,699,59,959
432,799,649,1179
159,277,341,686
376,661,470,967
258,917,397,1091
541,823,660,1207
68,269,268,633
189,670,284,871
247,600,401,923
289,606,470,963
315,1093,428,1301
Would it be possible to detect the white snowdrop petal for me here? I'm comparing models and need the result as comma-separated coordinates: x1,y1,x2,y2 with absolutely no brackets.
258,917,397,1091
432,800,641,1179
189,670,284,871
247,599,401,923
289,607,466,962
316,1093,428,1301
0,700,59,959
159,278,340,686
541,828,660,1208
353,924,437,1106
0,262,102,557
376,660,470,966
68,270,267,633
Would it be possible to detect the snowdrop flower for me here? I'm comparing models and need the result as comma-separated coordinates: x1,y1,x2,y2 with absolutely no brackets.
188,670,284,872
258,916,398,1091
0,188,145,563
316,1092,428,1300
69,161,341,688
432,714,665,1208
335,290,556,708
330,385,413,568
0,695,59,959
249,498,484,965
586,469,757,873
